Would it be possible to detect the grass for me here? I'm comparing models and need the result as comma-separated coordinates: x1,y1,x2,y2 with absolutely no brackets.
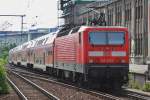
143,83,150,92
128,74,142,90
128,80,142,90
128,74,150,92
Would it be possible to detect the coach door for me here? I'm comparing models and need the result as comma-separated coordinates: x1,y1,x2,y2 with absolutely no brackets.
43,52,45,65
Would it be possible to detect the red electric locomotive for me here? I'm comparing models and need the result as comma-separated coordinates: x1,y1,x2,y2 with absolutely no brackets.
54,26,129,89
9,26,129,89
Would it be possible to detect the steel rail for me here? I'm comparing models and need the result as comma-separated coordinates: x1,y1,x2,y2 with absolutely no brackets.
6,77,28,100
9,70,60,100
8,64,150,100
16,70,122,100
124,89,150,100
10,68,49,78
126,93,149,100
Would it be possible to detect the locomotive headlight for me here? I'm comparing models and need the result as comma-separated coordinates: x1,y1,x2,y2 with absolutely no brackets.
88,51,104,56
112,51,126,56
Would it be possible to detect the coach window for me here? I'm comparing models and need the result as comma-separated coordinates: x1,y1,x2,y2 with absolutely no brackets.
36,39,45,46
40,59,42,64
36,59,39,63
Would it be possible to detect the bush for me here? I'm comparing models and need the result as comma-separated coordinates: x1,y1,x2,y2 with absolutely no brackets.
143,83,150,92
0,59,9,94
0,45,14,94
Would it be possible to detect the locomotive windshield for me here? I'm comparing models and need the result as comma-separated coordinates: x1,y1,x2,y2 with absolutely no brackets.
89,31,125,45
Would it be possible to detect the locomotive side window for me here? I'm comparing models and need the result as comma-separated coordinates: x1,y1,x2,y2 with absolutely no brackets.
89,31,125,45
36,38,45,46
79,32,81,44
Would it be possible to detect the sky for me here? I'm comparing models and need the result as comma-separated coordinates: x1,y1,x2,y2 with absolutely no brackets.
0,0,58,31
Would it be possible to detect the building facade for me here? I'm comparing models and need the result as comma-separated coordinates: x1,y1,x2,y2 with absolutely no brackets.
58,0,100,27
80,0,148,64
59,0,149,65
0,27,58,47
28,28,58,40
0,31,28,47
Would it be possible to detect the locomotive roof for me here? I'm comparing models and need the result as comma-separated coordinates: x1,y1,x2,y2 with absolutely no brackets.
55,25,128,37
78,26,128,32
57,26,128,37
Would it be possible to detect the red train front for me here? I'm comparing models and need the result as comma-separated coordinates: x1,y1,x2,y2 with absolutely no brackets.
54,26,129,89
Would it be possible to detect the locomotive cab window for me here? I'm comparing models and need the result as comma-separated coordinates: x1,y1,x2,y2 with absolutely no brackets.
108,32,125,45
89,32,106,45
89,31,125,45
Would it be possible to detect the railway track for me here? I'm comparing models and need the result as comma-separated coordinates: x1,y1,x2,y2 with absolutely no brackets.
7,65,150,100
7,66,122,100
122,89,150,100
7,70,59,100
